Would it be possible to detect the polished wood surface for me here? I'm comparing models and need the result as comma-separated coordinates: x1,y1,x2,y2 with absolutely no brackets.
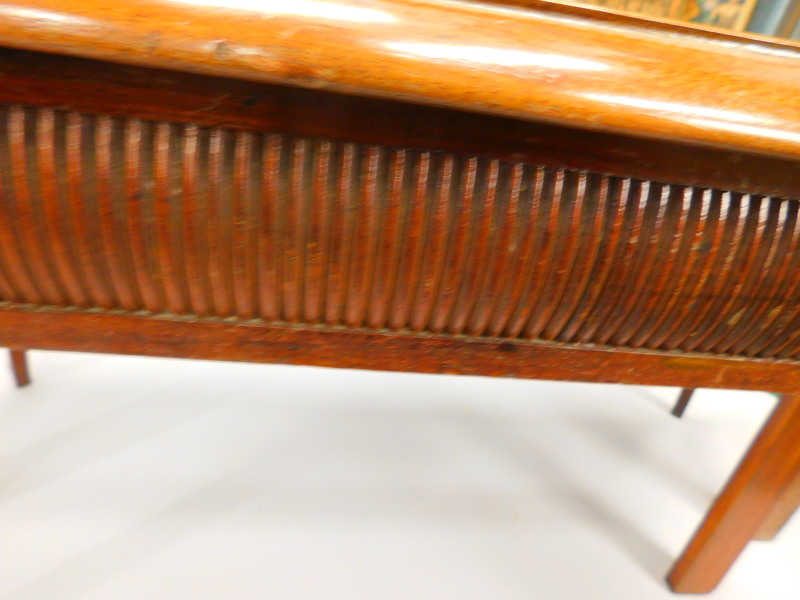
6,305,800,393
0,0,797,595
1,47,798,201
667,395,800,593
0,0,797,160
8,348,28,387
672,388,695,418
755,472,800,540
2,103,800,360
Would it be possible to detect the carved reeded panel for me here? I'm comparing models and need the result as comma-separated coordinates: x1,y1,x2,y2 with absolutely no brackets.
1,104,799,359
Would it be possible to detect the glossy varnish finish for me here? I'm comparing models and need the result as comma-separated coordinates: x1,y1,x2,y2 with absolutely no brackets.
0,47,798,202
6,304,800,392
0,0,798,596
668,395,800,593
755,473,800,540
0,0,797,160
1,103,800,360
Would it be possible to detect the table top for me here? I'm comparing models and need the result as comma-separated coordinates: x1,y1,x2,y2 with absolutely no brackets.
0,0,797,161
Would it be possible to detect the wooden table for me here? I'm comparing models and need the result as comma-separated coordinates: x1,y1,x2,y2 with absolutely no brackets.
0,0,798,593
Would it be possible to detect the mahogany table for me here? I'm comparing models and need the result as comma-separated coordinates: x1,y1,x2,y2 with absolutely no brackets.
0,0,798,593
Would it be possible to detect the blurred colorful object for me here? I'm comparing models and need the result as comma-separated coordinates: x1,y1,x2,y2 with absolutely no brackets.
679,0,759,29
567,0,765,31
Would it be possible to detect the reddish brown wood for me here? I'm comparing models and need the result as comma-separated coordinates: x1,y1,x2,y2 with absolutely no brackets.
0,1,797,594
672,388,695,418
754,473,800,541
0,48,797,200
8,348,28,387
1,105,799,362
0,1,797,161
0,305,798,393
667,395,800,593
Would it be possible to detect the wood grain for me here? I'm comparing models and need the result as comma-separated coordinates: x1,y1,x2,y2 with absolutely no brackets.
0,3,797,593
3,304,800,392
754,472,800,540
667,395,800,593
0,1,797,160
1,47,798,201
1,103,799,361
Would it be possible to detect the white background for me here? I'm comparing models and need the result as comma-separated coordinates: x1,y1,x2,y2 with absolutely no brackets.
0,350,798,599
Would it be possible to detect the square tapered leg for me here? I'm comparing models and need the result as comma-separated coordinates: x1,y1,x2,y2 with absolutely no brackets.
753,472,800,541
667,394,800,593
9,350,30,387
672,388,696,418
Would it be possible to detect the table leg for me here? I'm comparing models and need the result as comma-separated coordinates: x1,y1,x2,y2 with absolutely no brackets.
672,388,695,418
667,394,800,594
753,471,800,541
9,349,30,387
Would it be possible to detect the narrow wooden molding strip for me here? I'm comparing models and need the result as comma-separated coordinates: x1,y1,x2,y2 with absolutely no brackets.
2,47,799,200
0,303,797,392
0,0,798,160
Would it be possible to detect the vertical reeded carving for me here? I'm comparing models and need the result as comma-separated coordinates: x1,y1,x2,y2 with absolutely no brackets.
0,104,799,359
